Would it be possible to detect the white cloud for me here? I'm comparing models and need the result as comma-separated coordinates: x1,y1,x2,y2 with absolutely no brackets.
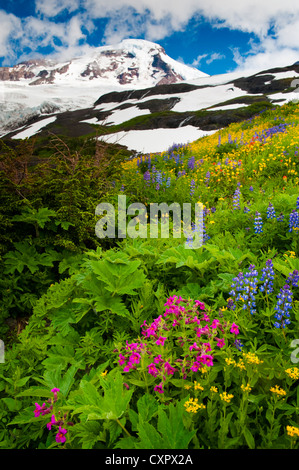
0,9,92,65
79,0,299,73
1,1,299,73
206,52,225,65
35,0,80,18
0,11,22,62
192,54,208,67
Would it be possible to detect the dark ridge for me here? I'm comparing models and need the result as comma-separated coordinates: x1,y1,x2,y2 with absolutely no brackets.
94,82,202,106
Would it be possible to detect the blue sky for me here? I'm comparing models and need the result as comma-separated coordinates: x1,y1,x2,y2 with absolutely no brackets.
1,0,299,75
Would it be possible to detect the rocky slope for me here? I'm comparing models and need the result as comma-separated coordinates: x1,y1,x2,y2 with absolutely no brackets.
1,42,299,152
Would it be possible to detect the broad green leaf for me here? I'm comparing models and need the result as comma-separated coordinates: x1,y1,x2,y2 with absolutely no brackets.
1,398,22,412
17,388,54,399
43,364,78,397
89,258,146,295
243,427,255,449
137,393,159,422
157,402,197,449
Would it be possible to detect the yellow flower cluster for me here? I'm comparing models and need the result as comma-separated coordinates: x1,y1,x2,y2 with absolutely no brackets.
210,386,218,393
285,367,299,380
225,357,236,366
284,251,296,259
184,381,204,391
224,357,246,370
286,425,299,438
241,383,252,393
194,381,204,391
219,391,234,403
270,384,287,397
184,398,206,413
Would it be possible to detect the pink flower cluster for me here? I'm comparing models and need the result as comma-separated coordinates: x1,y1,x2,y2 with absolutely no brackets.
34,388,73,445
116,295,240,394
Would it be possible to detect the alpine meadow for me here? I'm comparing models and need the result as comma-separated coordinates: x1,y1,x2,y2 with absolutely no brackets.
1,97,299,449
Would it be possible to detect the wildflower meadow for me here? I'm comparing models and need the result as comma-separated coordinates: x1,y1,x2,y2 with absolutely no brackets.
0,101,299,450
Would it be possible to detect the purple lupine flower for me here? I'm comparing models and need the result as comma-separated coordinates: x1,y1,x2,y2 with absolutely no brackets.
188,156,195,170
233,187,241,210
254,212,263,233
274,284,293,328
243,264,259,314
287,270,299,288
289,210,299,232
267,202,276,219
143,170,151,183
190,179,196,198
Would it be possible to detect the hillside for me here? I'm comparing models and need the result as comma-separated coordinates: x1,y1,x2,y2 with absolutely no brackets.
2,60,299,154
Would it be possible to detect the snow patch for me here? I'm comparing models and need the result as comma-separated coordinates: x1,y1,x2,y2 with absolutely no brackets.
12,116,57,139
98,126,216,153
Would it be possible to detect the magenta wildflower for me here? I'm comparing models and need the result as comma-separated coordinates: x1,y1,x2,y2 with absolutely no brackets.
196,325,210,337
211,319,220,329
195,300,205,310
47,414,57,431
164,362,176,376
55,426,68,444
190,361,202,372
148,363,159,377
153,355,163,364
155,336,167,346
143,325,157,337
230,323,240,335
123,362,134,372
34,402,51,417
202,342,212,352
216,338,225,348
119,353,127,365
129,352,141,364
201,355,213,367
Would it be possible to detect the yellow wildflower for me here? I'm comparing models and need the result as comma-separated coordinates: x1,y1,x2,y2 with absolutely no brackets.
210,386,218,393
286,426,299,438
225,357,236,366
285,367,299,380
194,381,204,391
184,398,206,413
236,360,246,370
219,391,234,403
242,351,263,365
241,383,252,393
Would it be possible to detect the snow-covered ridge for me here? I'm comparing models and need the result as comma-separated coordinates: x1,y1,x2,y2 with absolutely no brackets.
0,39,207,135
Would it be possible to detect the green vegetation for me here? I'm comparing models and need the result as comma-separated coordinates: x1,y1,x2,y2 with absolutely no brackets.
0,101,299,449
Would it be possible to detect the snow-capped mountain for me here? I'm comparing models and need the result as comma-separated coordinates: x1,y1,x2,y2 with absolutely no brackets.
0,39,207,86
0,39,207,135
